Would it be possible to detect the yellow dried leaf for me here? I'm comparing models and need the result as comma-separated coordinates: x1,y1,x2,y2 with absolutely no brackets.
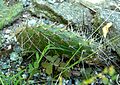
102,22,112,38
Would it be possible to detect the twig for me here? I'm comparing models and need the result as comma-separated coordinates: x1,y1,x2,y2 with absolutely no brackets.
79,2,96,14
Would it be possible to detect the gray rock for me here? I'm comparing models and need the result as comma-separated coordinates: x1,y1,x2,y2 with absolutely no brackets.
22,73,28,79
27,19,37,27
10,52,19,61
2,63,11,69
31,0,93,25
99,9,120,56
67,0,117,9
70,0,120,56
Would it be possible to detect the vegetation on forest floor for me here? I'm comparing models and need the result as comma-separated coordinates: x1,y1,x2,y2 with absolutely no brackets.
0,0,120,85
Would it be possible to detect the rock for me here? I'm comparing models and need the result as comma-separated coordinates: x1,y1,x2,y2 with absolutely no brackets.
27,19,37,27
2,63,11,69
99,9,120,56
10,52,19,61
19,0,31,6
69,0,120,56
67,0,116,9
22,73,28,79
31,0,93,25
28,80,35,84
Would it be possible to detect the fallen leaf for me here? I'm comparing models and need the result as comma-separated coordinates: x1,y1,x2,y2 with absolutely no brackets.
102,22,112,38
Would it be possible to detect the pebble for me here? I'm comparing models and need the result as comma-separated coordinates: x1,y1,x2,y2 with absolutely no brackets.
17,67,22,71
2,63,11,69
13,45,22,53
27,19,37,27
28,80,35,84
5,29,11,34
34,73,39,77
7,45,12,50
10,52,19,61
4,35,10,39
5,72,11,76
22,73,28,79
66,79,72,85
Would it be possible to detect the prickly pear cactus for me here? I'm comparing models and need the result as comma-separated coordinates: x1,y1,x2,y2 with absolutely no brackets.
0,2,23,30
17,24,98,56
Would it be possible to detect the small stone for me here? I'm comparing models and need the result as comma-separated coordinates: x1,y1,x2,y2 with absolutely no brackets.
62,78,66,85
66,79,72,85
57,24,65,28
5,29,11,34
1,72,4,75
48,0,56,4
7,36,13,40
13,37,17,42
17,67,21,71
7,45,12,50
13,46,22,53
2,63,10,69
5,72,11,76
22,73,28,79
27,19,37,27
4,35,10,39
34,73,39,77
10,52,19,61
20,66,25,69
18,57,23,64
28,80,35,84
74,79,80,85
